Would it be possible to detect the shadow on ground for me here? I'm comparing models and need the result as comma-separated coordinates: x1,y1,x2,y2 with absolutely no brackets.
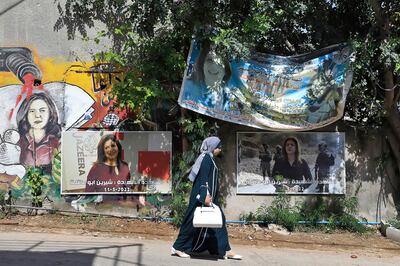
0,239,143,266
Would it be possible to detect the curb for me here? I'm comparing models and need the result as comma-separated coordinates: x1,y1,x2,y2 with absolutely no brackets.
386,226,400,243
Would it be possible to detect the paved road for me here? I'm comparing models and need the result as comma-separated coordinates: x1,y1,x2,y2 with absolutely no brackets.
0,231,398,266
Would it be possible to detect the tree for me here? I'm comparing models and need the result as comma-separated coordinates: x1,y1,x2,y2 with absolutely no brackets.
54,0,399,188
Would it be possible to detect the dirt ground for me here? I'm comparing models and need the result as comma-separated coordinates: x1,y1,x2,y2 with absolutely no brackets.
1,213,400,257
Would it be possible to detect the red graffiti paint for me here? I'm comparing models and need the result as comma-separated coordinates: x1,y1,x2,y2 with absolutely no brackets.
8,73,44,120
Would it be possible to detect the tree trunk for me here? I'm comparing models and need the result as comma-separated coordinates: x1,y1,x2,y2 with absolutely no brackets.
369,0,396,111
388,109,400,142
383,70,395,110
369,0,400,194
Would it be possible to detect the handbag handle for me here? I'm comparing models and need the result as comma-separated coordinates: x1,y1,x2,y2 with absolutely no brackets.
200,157,217,208
200,182,215,208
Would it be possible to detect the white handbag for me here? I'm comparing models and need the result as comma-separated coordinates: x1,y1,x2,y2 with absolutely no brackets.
193,203,223,228
192,159,223,228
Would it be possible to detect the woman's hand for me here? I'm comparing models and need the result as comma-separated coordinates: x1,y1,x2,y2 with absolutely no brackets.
205,194,212,206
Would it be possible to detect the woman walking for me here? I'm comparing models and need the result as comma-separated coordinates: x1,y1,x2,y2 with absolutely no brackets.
171,136,242,260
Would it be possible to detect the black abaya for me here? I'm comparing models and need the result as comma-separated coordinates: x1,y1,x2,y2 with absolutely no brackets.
172,154,230,256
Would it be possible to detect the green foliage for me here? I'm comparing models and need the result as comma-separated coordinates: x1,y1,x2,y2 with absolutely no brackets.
169,186,190,226
388,217,400,230
25,167,45,208
345,38,387,127
300,196,370,234
0,191,15,218
96,29,186,121
299,197,329,226
54,1,399,227
256,193,300,232
239,211,258,222
46,152,62,199
240,193,300,231
0,192,6,219
11,169,59,207
51,152,62,190
241,195,371,234
331,214,369,234
55,0,400,125
109,72,162,122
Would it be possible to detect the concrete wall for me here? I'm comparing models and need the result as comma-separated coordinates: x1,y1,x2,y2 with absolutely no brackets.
1,0,398,221
0,0,142,216
220,121,399,222
0,0,107,60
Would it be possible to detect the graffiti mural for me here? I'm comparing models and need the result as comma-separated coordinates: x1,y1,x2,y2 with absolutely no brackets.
0,46,148,215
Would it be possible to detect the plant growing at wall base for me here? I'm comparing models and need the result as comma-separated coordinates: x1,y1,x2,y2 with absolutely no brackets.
0,190,15,218
0,192,6,219
387,217,400,230
296,196,368,233
328,196,371,234
242,194,371,234
265,193,300,232
25,167,45,209
253,192,300,232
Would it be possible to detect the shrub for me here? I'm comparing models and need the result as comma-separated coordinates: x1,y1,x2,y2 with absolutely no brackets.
255,193,300,232
25,167,45,209
241,194,371,234
387,217,400,230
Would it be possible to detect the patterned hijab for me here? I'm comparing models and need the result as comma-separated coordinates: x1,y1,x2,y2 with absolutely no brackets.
188,136,221,182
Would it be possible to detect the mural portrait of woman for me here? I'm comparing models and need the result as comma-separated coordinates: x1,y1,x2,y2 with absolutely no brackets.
16,91,61,174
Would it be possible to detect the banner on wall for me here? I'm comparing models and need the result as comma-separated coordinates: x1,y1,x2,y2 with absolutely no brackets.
178,40,353,131
61,131,172,194
237,132,345,194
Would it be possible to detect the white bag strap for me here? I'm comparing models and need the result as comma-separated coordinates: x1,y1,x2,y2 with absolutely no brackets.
205,157,217,203
210,157,217,200
198,156,217,206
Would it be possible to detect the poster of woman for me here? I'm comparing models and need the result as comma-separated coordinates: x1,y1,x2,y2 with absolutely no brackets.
84,134,131,193
61,131,172,194
237,132,345,194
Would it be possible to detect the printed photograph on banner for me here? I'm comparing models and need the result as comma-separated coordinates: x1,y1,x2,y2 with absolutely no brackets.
178,39,353,131
61,131,172,194
237,132,345,194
